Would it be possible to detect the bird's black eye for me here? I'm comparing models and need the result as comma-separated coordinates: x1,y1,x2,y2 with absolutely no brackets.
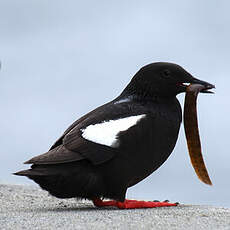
161,69,171,78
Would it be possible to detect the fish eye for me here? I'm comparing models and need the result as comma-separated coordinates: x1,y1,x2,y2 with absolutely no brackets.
161,69,171,78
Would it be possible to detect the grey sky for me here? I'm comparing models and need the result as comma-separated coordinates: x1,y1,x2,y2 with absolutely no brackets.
1,0,230,207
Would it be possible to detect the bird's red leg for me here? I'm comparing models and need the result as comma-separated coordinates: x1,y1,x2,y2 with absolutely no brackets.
93,198,118,207
93,198,178,209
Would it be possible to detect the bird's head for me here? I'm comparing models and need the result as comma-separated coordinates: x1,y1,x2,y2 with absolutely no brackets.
123,62,215,98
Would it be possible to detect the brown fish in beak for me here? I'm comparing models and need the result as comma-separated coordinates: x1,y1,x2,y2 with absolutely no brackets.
184,84,213,185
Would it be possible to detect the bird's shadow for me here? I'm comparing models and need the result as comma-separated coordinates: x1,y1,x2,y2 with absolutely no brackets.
22,203,186,214
26,206,123,213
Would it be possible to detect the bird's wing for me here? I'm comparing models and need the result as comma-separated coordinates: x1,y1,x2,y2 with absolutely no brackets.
24,144,85,165
25,101,158,165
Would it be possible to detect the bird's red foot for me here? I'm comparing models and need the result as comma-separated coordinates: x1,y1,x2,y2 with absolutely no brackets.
93,198,178,209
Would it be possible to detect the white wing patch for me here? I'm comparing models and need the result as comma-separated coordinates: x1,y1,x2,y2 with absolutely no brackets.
81,114,146,148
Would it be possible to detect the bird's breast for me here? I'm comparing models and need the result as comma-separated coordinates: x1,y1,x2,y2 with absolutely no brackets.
117,99,182,180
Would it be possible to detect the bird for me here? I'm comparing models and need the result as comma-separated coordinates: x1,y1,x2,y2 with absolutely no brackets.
14,62,214,209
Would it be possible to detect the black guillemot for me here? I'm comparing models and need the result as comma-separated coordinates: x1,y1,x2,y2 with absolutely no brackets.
15,62,214,209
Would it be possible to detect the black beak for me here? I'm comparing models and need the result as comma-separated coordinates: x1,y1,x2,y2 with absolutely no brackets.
191,78,215,93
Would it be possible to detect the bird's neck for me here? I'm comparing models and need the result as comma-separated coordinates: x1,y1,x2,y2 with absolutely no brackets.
119,81,174,103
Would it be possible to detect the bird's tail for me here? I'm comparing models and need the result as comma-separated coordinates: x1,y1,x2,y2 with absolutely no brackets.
14,168,50,176
14,161,106,199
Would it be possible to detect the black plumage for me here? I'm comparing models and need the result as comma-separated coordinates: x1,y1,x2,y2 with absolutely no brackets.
15,62,213,205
